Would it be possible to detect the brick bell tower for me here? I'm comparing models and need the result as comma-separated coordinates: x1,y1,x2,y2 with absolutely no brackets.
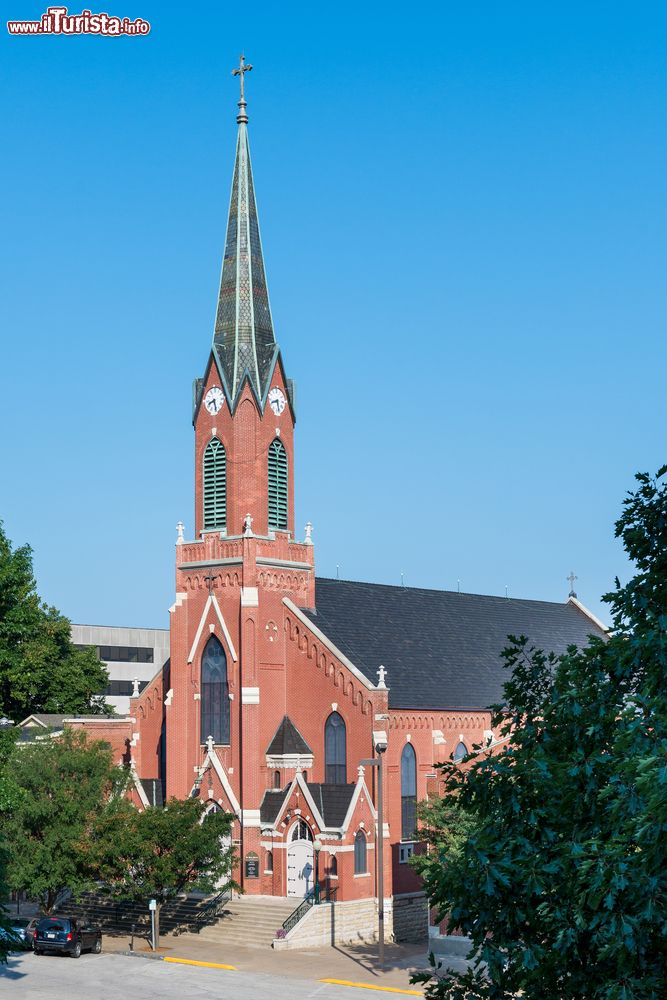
165,57,315,891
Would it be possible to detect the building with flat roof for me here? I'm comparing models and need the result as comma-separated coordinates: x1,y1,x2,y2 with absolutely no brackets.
71,624,169,715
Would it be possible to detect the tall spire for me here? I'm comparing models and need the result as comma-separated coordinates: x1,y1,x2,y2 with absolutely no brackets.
213,55,277,406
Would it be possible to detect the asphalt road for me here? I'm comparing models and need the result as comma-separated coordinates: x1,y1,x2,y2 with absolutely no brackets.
2,951,421,999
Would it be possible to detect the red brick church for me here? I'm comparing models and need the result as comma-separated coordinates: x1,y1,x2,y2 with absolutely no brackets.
74,65,607,944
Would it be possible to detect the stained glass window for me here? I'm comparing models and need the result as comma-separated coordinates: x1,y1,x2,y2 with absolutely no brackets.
354,831,367,874
201,636,229,745
401,743,417,841
325,712,346,784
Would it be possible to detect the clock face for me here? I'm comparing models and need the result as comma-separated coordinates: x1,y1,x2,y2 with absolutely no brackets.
204,386,224,415
268,387,286,415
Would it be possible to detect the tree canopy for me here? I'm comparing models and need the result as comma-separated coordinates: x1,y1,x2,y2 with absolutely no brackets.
0,521,111,721
87,797,236,944
2,728,127,913
413,468,667,1000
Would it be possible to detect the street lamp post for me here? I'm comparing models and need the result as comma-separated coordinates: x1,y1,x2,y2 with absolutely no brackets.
361,730,388,968
313,836,323,903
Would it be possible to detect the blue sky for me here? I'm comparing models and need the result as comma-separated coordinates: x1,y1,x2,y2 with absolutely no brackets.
2,1,665,628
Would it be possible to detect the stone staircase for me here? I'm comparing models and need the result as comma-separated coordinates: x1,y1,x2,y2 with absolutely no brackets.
56,890,227,938
196,896,298,949
57,891,301,949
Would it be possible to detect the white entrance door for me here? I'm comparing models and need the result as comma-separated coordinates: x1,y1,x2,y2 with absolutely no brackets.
287,840,314,897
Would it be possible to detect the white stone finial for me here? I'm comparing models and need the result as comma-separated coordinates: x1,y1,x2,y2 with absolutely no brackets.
304,521,313,545
206,735,215,754
377,664,387,689
243,513,254,537
176,521,185,545
131,677,140,698
357,764,365,779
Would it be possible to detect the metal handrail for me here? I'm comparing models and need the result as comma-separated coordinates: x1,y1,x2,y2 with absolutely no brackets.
280,883,338,936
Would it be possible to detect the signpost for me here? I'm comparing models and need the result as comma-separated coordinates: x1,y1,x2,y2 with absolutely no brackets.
149,898,157,951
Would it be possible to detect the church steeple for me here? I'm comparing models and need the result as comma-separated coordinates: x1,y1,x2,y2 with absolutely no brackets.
212,55,277,407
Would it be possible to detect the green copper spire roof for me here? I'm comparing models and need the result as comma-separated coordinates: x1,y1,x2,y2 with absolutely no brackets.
213,56,277,405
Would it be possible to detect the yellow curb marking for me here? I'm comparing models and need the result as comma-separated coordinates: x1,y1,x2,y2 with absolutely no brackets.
164,956,237,971
319,979,422,996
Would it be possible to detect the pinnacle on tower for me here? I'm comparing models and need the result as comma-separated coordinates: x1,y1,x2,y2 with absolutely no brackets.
212,55,278,407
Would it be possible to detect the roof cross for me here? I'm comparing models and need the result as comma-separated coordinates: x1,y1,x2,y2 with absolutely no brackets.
567,571,578,598
232,53,252,121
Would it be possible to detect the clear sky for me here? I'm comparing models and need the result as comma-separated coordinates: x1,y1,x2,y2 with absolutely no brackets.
2,1,665,629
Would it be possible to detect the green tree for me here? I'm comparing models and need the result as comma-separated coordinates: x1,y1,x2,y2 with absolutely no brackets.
0,724,20,962
2,729,127,913
0,521,111,721
88,797,236,946
413,467,667,1000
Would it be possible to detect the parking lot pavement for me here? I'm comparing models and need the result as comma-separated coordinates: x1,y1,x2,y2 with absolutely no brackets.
1,951,425,999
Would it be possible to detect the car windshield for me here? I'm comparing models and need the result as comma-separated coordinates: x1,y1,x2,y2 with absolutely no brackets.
37,918,69,931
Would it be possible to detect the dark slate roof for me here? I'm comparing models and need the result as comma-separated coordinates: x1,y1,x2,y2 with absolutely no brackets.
19,714,67,728
306,783,355,829
266,716,312,757
260,788,289,825
304,578,608,712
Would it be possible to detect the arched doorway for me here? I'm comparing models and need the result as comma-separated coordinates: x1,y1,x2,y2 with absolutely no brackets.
287,819,314,897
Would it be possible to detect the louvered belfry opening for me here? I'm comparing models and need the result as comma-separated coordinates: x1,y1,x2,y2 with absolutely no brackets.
268,438,288,530
203,438,227,530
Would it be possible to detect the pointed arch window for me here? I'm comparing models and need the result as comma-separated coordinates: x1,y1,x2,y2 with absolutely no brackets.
268,439,288,530
203,438,227,530
401,743,417,841
453,741,468,763
201,636,229,745
354,831,367,874
325,712,347,784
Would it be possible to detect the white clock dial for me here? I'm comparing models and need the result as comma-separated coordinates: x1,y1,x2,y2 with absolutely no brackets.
268,387,286,416
204,386,224,415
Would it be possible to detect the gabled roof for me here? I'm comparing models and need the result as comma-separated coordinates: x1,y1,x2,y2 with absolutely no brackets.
259,788,290,825
18,714,67,729
266,716,312,757
305,578,608,712
305,783,356,829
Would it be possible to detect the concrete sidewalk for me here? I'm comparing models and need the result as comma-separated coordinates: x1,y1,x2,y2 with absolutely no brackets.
102,929,430,993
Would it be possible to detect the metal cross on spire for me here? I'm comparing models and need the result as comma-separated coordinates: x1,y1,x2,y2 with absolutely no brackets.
232,53,253,123
567,571,578,598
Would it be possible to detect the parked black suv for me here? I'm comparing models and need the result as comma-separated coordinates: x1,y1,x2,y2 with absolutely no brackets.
33,917,102,958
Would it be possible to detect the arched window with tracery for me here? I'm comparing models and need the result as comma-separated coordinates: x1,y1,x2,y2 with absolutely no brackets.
201,636,229,745
203,437,227,530
291,820,313,842
401,742,417,841
354,831,367,874
325,711,346,784
268,438,288,530
453,741,468,763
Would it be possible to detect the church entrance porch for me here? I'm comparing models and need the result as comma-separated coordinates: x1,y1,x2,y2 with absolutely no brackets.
287,820,314,897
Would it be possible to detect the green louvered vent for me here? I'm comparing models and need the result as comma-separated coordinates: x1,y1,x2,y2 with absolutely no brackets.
268,439,288,530
203,438,226,530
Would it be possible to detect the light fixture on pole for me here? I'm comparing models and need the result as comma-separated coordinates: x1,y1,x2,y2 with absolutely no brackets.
313,836,323,903
361,728,388,969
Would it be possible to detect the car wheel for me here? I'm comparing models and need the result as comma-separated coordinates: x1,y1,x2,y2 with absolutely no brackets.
92,938,102,955
34,949,42,956
71,942,81,959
